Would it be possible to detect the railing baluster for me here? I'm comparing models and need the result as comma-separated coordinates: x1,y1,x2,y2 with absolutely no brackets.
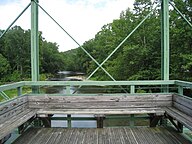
17,87,22,96
130,85,135,94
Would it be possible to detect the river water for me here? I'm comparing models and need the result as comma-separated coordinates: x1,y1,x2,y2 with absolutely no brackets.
45,71,149,128
48,71,97,128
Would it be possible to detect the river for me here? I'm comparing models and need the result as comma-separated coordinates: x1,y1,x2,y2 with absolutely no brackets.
47,71,98,128
45,71,149,128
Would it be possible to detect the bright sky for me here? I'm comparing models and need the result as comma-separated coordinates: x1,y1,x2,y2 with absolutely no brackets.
0,0,135,52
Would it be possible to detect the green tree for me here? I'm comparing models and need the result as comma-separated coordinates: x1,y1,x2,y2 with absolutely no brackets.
0,53,10,80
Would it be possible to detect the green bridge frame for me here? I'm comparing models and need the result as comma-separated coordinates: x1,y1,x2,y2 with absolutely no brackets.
0,0,192,97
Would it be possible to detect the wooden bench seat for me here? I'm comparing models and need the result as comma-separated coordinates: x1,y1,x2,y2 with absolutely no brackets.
37,107,165,115
0,109,37,140
0,96,37,141
29,94,172,128
164,94,192,132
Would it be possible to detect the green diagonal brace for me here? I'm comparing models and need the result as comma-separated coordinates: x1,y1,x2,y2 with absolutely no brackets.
87,4,160,80
0,91,10,100
169,1,192,28
35,2,116,81
0,3,31,39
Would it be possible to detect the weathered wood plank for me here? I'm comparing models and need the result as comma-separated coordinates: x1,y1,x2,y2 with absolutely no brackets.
0,109,37,140
29,101,172,109
37,108,165,115
164,107,192,131
0,96,28,115
0,103,28,123
12,127,192,144
173,102,192,117
173,95,192,111
28,94,172,102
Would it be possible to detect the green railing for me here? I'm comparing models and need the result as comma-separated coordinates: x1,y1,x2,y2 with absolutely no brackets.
0,80,192,140
1,80,191,102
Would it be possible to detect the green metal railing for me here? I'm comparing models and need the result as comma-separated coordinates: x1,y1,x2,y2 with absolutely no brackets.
0,80,191,129
0,80,191,102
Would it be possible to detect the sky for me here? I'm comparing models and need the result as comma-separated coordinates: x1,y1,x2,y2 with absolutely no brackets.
0,0,135,52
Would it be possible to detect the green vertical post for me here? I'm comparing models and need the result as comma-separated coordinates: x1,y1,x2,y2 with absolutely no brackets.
31,0,39,93
130,85,135,94
66,86,71,94
178,86,183,95
129,114,135,127
17,87,22,96
67,114,72,128
161,0,169,92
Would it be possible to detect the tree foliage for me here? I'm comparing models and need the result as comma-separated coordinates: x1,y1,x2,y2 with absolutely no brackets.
72,0,192,81
0,0,191,82
0,26,65,82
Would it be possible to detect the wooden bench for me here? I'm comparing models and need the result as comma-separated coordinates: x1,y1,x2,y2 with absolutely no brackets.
0,96,37,141
164,94,192,132
3,93,191,143
28,94,172,128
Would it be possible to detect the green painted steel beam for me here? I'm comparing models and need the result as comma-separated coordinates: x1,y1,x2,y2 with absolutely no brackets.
24,80,175,86
0,91,10,100
0,82,25,91
161,0,170,81
169,1,192,28
87,3,160,81
175,80,192,88
34,2,116,82
0,3,31,39
31,0,39,93
31,0,39,82
130,85,135,94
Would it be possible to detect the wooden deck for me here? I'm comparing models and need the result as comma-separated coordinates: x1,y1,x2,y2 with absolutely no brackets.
13,127,191,144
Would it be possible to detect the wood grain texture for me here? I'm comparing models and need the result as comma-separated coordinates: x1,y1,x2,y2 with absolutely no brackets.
164,107,192,131
37,108,165,115
173,95,192,116
0,109,37,140
12,127,191,144
0,96,28,115
28,95,172,110
28,94,172,102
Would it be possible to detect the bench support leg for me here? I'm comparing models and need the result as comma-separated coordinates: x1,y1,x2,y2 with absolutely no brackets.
149,114,162,127
95,114,105,128
39,114,52,128
67,114,72,128
166,115,183,133
177,122,183,133
18,116,36,134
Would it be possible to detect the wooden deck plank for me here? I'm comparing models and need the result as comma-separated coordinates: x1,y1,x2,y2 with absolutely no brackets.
12,127,191,144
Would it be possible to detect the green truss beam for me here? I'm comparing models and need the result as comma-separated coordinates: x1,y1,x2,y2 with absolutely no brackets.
161,0,170,81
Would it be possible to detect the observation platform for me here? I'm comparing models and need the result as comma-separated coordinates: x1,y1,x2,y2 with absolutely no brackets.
0,80,192,143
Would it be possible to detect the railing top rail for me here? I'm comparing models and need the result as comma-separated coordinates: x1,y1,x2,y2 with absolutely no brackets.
0,82,25,91
24,80,175,86
2,80,192,92
175,80,192,88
